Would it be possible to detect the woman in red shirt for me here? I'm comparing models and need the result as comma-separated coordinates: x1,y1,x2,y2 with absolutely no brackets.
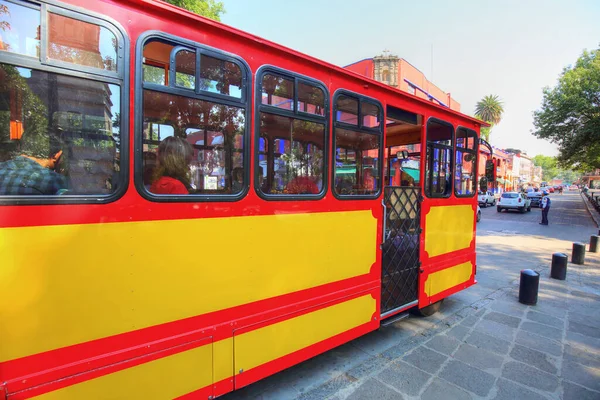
150,136,194,195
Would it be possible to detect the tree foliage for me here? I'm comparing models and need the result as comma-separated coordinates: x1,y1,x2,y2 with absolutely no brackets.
532,47,600,171
474,95,504,142
161,0,225,21
532,155,558,180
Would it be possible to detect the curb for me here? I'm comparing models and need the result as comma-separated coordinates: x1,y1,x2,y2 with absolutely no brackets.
580,192,600,228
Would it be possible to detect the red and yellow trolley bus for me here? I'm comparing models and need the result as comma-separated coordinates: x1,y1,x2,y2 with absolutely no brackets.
0,0,485,398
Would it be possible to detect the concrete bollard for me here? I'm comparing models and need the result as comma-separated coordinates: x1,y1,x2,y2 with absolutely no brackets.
550,253,568,280
572,242,586,265
519,269,540,305
591,235,600,253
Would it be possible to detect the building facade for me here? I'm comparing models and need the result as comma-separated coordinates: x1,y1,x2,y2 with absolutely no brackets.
344,53,461,111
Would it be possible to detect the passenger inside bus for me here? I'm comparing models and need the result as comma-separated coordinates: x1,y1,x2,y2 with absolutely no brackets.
149,136,193,195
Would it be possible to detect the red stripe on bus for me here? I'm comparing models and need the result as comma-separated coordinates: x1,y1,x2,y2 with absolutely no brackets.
1,275,378,395
234,321,377,390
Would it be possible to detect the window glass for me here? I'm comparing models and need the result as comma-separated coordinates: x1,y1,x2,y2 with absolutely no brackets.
425,146,452,197
455,150,476,196
427,120,452,146
335,95,358,125
333,128,380,196
258,112,324,195
261,74,293,110
143,41,173,85
425,120,453,197
0,0,40,58
175,49,195,89
456,127,476,150
200,54,242,98
297,81,324,116
361,102,381,129
48,13,117,72
0,63,121,195
142,89,245,194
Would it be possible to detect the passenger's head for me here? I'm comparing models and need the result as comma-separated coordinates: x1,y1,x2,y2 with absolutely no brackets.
16,132,64,170
401,180,409,186
154,136,193,184
233,167,243,183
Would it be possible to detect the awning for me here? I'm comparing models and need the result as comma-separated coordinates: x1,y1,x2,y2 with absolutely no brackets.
402,168,420,181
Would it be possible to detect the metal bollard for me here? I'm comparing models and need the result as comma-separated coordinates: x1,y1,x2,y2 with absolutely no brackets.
572,242,586,265
591,235,600,253
550,253,568,280
519,269,540,305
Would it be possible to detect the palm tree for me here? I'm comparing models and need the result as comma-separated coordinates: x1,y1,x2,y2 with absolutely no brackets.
475,95,504,141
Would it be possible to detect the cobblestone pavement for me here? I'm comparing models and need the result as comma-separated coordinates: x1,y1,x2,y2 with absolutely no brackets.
223,192,600,400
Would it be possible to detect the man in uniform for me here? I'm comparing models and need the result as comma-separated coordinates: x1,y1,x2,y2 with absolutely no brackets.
540,191,551,225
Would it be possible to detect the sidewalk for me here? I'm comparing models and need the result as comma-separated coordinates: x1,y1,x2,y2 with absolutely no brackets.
318,254,600,400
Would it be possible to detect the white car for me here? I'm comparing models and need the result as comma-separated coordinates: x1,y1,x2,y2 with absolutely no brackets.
478,191,496,207
497,192,531,213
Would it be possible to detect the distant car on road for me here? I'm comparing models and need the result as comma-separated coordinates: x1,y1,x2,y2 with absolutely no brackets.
527,191,543,208
478,191,496,207
570,185,578,191
498,192,532,213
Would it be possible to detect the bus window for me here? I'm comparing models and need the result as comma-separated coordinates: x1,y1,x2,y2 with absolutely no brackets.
140,36,248,198
0,0,40,58
333,91,382,198
455,127,477,197
174,49,195,89
48,12,118,72
0,64,121,196
256,68,328,198
425,119,453,198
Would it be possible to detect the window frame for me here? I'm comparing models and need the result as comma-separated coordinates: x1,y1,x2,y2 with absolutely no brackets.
0,0,129,205
135,31,251,203
331,89,384,200
454,126,478,198
424,117,454,199
254,65,329,201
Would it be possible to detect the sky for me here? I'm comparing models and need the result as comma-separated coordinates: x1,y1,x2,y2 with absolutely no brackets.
220,0,600,157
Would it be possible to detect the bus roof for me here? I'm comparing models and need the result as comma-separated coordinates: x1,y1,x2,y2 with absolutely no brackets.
128,0,489,128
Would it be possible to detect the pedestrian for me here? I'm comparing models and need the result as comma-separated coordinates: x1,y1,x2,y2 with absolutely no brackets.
539,191,551,225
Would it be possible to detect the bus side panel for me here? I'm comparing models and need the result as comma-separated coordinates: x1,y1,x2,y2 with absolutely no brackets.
233,291,378,389
418,202,477,307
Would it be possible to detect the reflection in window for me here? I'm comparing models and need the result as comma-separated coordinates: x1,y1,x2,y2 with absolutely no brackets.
175,49,195,89
0,0,40,58
425,120,453,197
258,113,324,195
334,128,380,196
261,74,293,110
362,102,381,129
48,13,117,72
0,63,121,195
455,128,477,197
297,81,325,116
142,90,245,194
199,54,242,98
335,95,358,125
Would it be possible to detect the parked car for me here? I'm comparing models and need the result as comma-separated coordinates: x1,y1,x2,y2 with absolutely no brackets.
478,191,496,207
527,191,543,208
570,185,579,191
477,205,481,223
498,192,532,213
548,187,554,193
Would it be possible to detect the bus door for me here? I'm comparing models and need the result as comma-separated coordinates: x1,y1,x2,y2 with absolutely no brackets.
380,106,423,318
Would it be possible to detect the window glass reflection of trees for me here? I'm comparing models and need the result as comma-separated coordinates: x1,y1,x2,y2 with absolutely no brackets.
455,128,476,196
142,90,245,194
0,63,121,195
258,113,324,195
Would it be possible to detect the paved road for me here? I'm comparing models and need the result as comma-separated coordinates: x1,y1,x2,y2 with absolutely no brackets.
223,192,600,400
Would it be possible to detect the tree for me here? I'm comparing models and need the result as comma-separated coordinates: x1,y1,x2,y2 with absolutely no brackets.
161,0,225,21
474,95,504,142
532,155,559,180
532,47,600,171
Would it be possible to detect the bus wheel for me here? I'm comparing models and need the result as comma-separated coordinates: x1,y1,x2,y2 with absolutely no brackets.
410,299,444,317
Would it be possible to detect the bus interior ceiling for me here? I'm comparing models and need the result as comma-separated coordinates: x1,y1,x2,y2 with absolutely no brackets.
385,105,423,186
